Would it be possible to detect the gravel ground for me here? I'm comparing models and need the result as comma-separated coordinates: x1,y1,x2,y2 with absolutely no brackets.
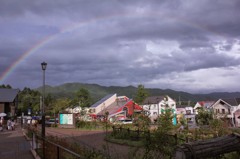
46,127,143,159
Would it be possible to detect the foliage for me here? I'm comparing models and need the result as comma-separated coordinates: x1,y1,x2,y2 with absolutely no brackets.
209,118,230,136
72,88,92,108
75,120,104,130
0,84,12,88
133,113,151,131
51,98,72,114
18,87,41,115
44,93,55,114
144,108,176,158
196,108,213,125
134,84,149,104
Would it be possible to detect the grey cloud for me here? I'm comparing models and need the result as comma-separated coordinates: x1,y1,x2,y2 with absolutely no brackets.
1,0,240,92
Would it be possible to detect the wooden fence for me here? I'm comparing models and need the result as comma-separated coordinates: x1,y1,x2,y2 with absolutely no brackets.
111,126,186,145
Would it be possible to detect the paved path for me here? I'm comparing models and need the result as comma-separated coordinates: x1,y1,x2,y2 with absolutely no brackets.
0,124,34,159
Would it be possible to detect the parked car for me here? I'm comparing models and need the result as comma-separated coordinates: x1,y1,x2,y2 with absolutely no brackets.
45,118,58,127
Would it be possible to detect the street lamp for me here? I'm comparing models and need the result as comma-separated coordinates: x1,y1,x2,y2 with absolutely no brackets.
41,62,47,159
41,62,47,138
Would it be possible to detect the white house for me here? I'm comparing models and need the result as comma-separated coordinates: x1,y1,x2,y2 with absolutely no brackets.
211,98,240,127
142,95,176,122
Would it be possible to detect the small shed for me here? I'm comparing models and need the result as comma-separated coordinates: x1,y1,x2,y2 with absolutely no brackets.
173,133,240,159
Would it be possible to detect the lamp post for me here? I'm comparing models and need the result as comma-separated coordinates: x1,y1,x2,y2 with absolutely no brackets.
41,62,47,159
41,62,47,138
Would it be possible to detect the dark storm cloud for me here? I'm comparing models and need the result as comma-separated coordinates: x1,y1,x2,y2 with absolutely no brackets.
1,0,240,92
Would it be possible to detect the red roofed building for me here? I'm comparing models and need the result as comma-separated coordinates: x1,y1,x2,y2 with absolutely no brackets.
194,101,215,114
89,94,143,122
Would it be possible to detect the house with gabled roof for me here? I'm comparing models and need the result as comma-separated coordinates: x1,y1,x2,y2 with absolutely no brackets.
0,88,19,118
211,98,240,127
89,94,143,122
142,95,176,124
194,101,215,114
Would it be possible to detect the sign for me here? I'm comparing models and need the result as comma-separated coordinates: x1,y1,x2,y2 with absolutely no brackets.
28,108,31,115
59,114,73,125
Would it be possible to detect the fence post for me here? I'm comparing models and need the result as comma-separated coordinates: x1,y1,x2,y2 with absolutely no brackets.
137,129,140,140
32,132,34,149
148,130,151,143
57,146,60,159
175,134,178,145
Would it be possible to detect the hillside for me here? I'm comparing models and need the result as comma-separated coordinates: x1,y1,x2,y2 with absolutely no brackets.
36,82,240,105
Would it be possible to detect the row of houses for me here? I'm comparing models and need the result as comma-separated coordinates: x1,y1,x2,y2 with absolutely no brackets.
0,88,240,127
86,94,240,127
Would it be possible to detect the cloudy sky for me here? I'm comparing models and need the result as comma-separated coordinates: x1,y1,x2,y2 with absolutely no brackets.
0,0,240,93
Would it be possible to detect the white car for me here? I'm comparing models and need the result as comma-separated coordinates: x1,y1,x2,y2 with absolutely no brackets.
114,119,133,125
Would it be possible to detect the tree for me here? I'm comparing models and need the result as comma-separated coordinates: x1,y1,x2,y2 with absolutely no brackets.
18,87,41,116
0,84,12,88
134,84,148,104
143,107,176,158
52,98,71,114
73,88,91,108
45,94,55,114
196,108,213,125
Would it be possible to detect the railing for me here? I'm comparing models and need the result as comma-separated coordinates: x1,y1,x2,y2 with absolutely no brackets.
111,126,186,145
25,125,107,159
31,132,84,159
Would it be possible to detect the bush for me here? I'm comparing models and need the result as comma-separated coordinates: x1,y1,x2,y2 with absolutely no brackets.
75,120,103,130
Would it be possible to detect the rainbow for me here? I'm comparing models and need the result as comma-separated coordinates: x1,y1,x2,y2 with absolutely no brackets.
0,12,222,83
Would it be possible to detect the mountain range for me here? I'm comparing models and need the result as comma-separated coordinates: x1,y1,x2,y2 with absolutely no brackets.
36,82,240,105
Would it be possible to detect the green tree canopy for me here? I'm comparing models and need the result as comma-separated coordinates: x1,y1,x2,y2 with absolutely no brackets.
0,84,12,88
73,88,92,108
18,87,41,115
196,108,213,125
134,84,148,104
52,98,72,114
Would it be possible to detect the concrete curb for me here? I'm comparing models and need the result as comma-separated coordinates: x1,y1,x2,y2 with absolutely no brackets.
22,128,41,159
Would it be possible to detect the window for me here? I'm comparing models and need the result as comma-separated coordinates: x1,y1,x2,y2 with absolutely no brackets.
220,101,225,105
228,108,231,114
222,109,225,114
186,110,191,115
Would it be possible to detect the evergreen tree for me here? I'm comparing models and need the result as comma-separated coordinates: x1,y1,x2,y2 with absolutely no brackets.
134,84,148,104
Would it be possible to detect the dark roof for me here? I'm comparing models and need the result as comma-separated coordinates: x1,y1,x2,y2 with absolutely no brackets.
90,94,115,108
143,96,165,104
176,105,189,108
221,98,240,106
0,88,19,102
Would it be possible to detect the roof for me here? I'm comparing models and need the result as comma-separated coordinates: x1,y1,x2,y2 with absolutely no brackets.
143,96,165,105
176,105,189,108
90,94,115,108
97,99,127,115
0,88,19,102
221,98,240,106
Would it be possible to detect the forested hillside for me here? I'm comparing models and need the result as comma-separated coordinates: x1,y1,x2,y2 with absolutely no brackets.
35,82,240,105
